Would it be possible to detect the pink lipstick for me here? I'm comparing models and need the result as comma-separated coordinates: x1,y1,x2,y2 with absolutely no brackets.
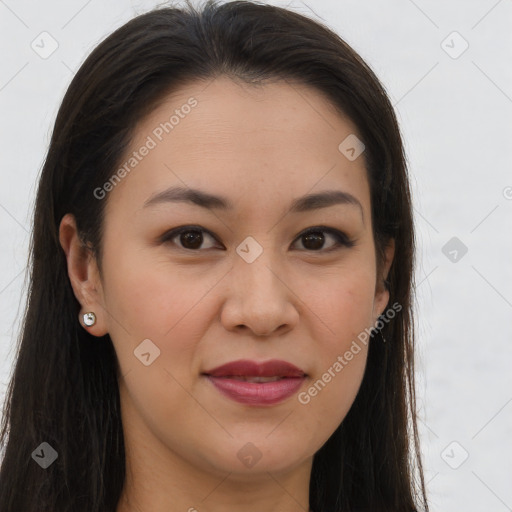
203,359,307,406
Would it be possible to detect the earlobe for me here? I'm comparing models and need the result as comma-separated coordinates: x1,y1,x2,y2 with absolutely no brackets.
58,213,108,336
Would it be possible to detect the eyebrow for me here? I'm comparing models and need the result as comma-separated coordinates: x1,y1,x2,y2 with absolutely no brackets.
143,186,364,219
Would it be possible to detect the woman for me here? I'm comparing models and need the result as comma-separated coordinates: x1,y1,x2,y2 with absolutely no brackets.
0,1,429,511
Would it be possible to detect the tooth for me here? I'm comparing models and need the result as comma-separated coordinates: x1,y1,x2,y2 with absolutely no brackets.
230,376,283,383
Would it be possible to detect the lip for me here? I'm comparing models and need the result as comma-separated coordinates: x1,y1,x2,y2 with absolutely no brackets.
202,359,307,406
204,359,306,378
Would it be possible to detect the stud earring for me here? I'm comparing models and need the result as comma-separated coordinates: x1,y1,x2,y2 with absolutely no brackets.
83,312,96,327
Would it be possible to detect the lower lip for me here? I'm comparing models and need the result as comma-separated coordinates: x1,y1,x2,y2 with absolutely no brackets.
204,376,306,406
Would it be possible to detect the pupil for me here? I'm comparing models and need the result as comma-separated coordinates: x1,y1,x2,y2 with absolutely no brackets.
181,230,203,249
303,232,324,250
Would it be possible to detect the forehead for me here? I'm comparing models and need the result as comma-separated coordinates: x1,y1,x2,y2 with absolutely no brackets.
105,76,370,218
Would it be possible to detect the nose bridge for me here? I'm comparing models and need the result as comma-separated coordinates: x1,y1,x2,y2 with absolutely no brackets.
224,234,297,335
233,234,284,301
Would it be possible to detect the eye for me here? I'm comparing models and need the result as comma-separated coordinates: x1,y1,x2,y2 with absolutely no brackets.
161,224,356,253
161,225,221,251
292,226,356,252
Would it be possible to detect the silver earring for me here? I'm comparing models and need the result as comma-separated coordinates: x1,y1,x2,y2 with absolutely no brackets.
83,312,96,327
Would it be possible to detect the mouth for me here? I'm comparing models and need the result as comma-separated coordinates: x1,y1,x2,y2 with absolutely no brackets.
202,359,307,406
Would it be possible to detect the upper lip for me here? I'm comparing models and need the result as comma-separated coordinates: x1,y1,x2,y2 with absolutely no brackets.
203,359,306,378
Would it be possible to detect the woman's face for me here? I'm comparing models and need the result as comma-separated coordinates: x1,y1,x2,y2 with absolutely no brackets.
65,77,393,483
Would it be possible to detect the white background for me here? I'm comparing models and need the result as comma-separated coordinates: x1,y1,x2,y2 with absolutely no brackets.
1,1,511,510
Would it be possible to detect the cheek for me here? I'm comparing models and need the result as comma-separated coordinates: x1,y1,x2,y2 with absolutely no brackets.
305,264,376,339
103,258,213,451
102,230,211,326
99,241,212,372
299,341,369,446
295,267,375,426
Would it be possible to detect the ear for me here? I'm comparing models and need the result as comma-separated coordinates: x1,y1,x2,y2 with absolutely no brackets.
373,238,395,320
58,213,108,336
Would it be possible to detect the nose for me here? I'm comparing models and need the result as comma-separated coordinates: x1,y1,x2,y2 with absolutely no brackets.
220,248,299,338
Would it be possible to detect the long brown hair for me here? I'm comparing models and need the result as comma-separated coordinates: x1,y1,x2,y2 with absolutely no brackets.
0,1,428,510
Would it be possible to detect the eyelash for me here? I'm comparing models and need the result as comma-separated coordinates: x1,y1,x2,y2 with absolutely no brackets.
160,225,356,253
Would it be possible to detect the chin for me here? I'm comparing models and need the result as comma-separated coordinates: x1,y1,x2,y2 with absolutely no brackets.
206,439,311,477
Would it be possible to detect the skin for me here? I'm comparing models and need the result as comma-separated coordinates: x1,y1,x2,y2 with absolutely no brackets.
59,76,394,512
